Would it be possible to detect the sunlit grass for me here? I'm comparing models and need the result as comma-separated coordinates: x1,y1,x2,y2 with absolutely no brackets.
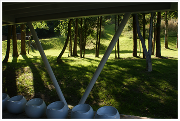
2,24,178,119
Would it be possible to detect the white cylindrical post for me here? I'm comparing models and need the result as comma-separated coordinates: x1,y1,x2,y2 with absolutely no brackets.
79,13,131,104
27,22,67,105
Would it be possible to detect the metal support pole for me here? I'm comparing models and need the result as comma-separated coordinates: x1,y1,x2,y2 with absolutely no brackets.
79,13,131,104
27,22,67,105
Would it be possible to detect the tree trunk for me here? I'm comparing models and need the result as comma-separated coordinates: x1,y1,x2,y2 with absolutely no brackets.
143,13,146,58
97,16,102,57
139,39,141,56
152,16,156,55
165,11,168,49
95,17,99,57
117,15,120,59
156,12,161,57
73,18,78,56
83,18,87,58
69,24,72,56
57,19,72,63
136,13,154,72
3,25,12,63
12,25,18,57
83,35,86,58
114,15,117,58
177,34,178,48
80,18,83,58
28,31,31,54
133,14,137,57
21,24,26,55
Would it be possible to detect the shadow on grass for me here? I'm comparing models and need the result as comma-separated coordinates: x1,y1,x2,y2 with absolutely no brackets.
101,58,178,118
53,56,177,118
22,55,52,100
2,55,178,118
77,49,134,56
44,56,101,107
2,57,18,97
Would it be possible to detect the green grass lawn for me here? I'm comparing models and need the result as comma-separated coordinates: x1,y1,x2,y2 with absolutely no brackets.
2,24,178,119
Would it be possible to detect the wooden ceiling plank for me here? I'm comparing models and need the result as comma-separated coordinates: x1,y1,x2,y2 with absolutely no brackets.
4,2,155,19
15,3,172,24
3,2,54,11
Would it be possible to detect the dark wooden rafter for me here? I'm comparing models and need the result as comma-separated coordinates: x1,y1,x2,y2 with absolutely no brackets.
3,2,177,25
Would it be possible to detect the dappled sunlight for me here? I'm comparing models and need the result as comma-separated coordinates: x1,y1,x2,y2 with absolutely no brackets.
16,66,34,95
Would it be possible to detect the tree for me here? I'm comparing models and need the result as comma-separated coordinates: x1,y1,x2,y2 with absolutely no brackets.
46,20,58,37
156,12,161,57
73,18,78,56
3,25,12,63
117,15,120,59
21,24,26,55
80,18,83,58
83,18,87,58
95,17,99,57
114,15,117,58
57,19,72,63
57,19,69,37
69,22,72,56
143,13,146,58
168,11,178,19
177,34,178,48
136,13,154,72
165,11,168,49
77,18,85,58
12,25,18,57
152,14,156,55
28,31,31,54
95,16,102,57
133,14,137,57
98,16,102,57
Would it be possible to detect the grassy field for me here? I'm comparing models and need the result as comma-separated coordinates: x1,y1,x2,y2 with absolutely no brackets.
2,24,178,119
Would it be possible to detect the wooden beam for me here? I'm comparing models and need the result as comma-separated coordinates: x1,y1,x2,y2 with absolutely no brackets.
4,2,174,25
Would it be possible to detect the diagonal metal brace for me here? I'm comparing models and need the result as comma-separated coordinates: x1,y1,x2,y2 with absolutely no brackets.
79,13,131,104
27,22,67,105
135,13,154,72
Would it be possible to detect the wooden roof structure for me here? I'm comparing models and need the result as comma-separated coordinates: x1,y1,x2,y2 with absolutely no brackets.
2,2,178,25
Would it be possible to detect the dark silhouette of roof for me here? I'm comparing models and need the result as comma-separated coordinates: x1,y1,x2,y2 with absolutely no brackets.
2,2,177,25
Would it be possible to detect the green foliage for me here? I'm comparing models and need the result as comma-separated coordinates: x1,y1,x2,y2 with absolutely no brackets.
169,11,178,19
2,19,178,118
57,19,69,36
32,21,48,29
161,11,178,20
